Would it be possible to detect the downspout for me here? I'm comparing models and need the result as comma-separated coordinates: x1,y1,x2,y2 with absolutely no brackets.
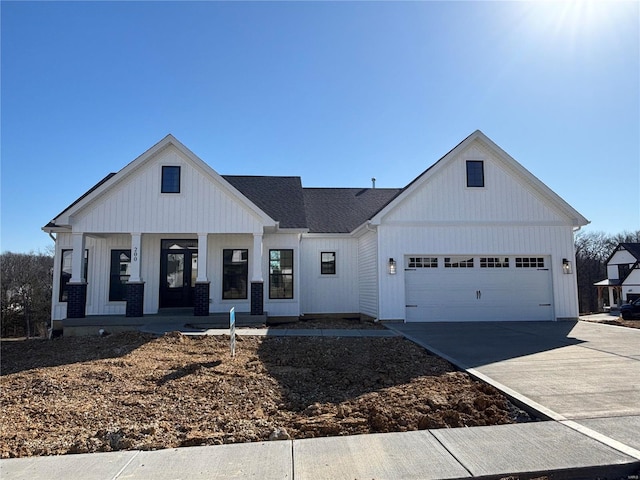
364,221,380,321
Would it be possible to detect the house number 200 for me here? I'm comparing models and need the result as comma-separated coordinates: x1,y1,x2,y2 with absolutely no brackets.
133,247,138,262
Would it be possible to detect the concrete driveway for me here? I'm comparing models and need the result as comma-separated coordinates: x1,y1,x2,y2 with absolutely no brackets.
389,320,640,456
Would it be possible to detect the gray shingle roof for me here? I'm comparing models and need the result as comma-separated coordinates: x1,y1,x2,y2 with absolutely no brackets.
303,188,402,233
620,243,640,260
223,176,308,229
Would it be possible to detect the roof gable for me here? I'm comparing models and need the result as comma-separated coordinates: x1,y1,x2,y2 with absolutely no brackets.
606,243,640,265
370,130,589,227
45,135,276,232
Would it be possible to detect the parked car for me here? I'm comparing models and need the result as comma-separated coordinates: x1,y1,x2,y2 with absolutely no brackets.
620,298,640,320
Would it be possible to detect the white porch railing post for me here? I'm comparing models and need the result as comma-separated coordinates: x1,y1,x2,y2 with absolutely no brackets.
197,233,209,282
129,233,142,283
252,233,263,282
70,233,86,283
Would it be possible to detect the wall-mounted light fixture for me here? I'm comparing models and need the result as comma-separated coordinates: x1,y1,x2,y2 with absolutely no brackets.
388,258,397,275
562,258,572,274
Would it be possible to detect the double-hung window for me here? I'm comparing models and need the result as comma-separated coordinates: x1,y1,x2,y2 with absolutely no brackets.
109,250,131,301
59,249,89,302
269,249,293,299
320,252,336,275
223,249,248,299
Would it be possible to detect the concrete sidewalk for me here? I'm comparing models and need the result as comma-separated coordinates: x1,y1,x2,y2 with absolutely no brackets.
2,422,637,480
139,324,400,338
3,321,640,479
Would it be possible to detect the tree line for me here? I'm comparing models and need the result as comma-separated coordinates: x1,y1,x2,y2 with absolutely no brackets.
1,230,639,337
1,251,53,338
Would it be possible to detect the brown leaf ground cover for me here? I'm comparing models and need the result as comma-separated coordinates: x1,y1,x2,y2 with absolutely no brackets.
1,324,535,458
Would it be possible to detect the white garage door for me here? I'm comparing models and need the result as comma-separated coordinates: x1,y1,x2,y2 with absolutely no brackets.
405,256,553,322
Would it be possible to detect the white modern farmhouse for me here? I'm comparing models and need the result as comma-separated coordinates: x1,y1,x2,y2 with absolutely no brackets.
594,243,640,309
43,130,588,332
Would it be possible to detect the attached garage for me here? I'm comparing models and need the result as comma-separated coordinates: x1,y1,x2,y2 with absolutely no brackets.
404,255,554,322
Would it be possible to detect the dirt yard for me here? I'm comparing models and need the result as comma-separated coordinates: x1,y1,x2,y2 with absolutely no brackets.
1,324,535,458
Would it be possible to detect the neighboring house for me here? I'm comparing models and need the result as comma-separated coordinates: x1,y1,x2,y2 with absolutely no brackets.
43,130,589,331
594,243,640,309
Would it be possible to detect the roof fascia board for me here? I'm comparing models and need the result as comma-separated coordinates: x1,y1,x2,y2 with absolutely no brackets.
302,232,353,239
368,131,480,225
605,244,625,266
368,130,589,227
53,134,277,228
474,133,589,227
165,136,277,227
606,243,640,265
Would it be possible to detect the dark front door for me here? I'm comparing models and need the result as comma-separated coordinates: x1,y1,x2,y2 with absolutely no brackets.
160,240,198,308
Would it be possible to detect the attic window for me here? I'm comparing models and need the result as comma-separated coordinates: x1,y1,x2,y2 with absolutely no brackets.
161,166,181,193
466,161,484,188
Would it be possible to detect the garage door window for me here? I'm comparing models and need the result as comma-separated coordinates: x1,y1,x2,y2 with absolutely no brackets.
444,257,474,268
515,257,545,268
408,257,438,268
480,257,509,268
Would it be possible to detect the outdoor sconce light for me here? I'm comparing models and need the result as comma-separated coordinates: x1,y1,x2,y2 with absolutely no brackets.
388,258,397,275
562,258,572,274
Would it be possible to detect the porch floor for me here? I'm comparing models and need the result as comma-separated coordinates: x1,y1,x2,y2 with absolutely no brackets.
61,311,267,336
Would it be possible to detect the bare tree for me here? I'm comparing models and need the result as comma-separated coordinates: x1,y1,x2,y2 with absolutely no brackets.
1,252,53,338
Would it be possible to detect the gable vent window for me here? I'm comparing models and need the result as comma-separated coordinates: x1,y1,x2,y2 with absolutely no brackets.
466,160,484,188
161,166,181,193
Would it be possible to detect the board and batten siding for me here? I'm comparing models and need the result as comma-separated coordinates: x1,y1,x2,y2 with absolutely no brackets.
358,230,378,319
372,141,581,321
51,233,134,320
376,224,579,321
299,236,359,314
384,143,568,226
70,146,266,234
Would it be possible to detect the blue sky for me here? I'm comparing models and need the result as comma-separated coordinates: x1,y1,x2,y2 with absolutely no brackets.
1,1,638,253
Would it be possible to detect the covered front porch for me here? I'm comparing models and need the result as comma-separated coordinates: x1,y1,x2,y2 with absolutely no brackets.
53,231,273,327
594,279,623,311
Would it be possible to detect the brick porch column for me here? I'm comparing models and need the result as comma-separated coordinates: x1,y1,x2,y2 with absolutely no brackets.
194,282,210,316
251,282,264,315
66,282,87,318
126,282,145,317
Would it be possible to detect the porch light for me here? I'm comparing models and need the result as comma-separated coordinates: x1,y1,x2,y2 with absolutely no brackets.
388,258,397,275
562,258,572,274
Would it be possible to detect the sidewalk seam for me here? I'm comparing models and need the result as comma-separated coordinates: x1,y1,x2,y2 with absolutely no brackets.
111,449,141,480
426,430,474,478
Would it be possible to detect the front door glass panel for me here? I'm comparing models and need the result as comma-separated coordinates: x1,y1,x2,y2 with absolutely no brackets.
166,253,185,288
160,240,198,308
